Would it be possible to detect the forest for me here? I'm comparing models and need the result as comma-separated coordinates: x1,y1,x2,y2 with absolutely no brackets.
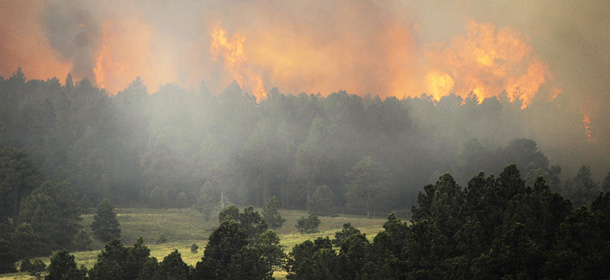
1,70,610,279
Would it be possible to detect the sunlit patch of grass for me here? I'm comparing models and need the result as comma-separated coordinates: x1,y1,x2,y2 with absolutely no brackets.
0,272,31,280
1,207,388,279
81,207,215,248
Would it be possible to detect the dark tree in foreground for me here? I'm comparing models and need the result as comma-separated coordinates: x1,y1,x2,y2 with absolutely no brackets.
286,164,610,279
285,237,339,280
46,250,86,280
152,250,190,280
18,181,82,252
90,199,121,242
88,238,152,280
194,221,248,279
218,206,268,242
195,209,281,280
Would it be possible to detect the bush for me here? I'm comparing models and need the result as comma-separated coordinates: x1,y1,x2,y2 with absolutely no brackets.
25,259,46,280
296,213,321,234
190,243,199,254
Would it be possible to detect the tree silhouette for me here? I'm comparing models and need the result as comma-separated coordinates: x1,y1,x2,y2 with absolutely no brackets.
90,199,121,242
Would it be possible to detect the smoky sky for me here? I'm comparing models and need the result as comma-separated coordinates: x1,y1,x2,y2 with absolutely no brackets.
0,0,609,178
41,1,101,82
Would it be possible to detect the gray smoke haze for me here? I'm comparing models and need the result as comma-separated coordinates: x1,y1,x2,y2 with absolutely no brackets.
41,1,101,83
0,0,609,180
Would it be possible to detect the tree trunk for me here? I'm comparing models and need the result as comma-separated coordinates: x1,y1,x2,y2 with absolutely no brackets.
367,192,371,219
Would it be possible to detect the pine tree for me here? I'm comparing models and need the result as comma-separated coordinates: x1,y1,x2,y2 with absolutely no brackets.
0,239,16,273
263,196,286,229
46,250,87,280
90,199,121,242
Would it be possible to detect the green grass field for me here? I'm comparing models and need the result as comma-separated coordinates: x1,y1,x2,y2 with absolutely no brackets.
1,207,388,279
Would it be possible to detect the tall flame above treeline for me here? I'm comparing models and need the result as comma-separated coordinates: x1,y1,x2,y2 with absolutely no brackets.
1,1,609,158
1,0,556,105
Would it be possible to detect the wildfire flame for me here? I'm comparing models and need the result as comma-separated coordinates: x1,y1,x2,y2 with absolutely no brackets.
1,2,556,108
583,114,595,143
210,23,267,102
424,21,551,108
93,20,112,90
92,17,179,94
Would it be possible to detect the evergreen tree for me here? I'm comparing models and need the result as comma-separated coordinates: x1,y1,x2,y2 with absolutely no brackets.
152,250,190,280
562,165,599,207
88,239,129,280
333,222,361,247
18,181,81,250
295,213,320,234
602,173,610,193
0,147,42,225
306,185,335,216
194,220,249,279
0,239,16,273
255,230,285,271
90,199,121,242
46,250,87,280
194,218,280,280
262,196,285,229
346,156,387,218
70,230,92,252
285,237,339,280
10,223,47,258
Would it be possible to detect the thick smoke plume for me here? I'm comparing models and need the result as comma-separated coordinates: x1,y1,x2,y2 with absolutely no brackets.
41,1,101,82
0,0,609,179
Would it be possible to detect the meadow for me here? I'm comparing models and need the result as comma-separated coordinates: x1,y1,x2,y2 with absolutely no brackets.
0,207,388,279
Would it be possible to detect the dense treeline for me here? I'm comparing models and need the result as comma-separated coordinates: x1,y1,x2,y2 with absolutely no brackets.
4,68,605,214
284,165,610,279
36,166,610,279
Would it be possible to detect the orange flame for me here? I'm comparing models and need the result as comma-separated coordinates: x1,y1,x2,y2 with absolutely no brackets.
93,20,112,90
0,1,555,107
92,17,179,94
583,114,595,143
210,23,267,102
425,21,551,108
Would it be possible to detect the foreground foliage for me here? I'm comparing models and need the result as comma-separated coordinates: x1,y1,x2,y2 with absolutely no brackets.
286,164,610,279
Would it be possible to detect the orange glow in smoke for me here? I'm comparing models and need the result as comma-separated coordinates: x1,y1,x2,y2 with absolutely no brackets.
92,17,178,94
0,1,72,82
583,114,595,143
0,2,554,108
424,21,551,108
211,23,267,102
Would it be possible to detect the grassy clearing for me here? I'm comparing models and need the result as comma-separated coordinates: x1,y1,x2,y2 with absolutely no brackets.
1,207,388,279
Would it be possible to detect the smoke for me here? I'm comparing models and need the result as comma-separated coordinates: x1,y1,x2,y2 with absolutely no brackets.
41,0,101,83
1,0,609,178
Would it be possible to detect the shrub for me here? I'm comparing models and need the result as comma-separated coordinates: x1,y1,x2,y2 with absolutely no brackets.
296,213,321,234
